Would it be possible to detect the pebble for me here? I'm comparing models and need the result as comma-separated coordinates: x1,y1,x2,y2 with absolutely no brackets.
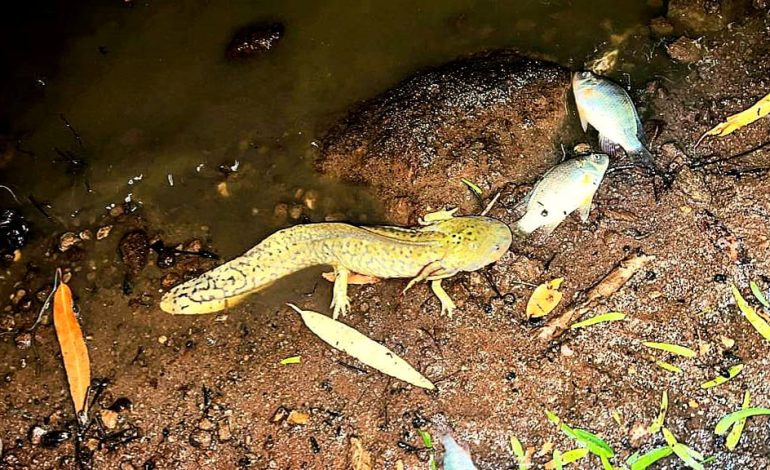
288,205,303,220
287,410,309,425
119,230,150,275
666,36,703,63
273,203,288,220
158,336,168,344
271,406,289,422
109,206,125,217
217,420,232,442
99,409,118,430
58,232,80,252
29,426,47,446
189,430,212,449
14,332,32,350
303,190,319,210
96,225,113,240
10,288,26,305
198,418,215,431
79,229,93,241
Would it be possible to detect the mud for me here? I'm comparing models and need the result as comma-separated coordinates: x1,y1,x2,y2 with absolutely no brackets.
1,2,770,470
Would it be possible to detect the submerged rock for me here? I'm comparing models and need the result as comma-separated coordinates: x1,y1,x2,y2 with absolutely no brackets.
0,209,30,258
317,51,570,224
119,230,149,276
226,22,284,61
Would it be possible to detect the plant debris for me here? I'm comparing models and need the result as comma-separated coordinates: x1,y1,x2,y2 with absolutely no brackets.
725,391,751,451
700,364,744,389
279,356,301,365
510,435,527,470
526,278,564,319
643,342,697,358
288,304,435,390
648,390,668,434
749,281,770,308
662,427,707,470
695,91,770,147
654,361,683,374
570,312,625,329
731,284,770,341
627,446,674,470
460,178,483,196
715,407,770,435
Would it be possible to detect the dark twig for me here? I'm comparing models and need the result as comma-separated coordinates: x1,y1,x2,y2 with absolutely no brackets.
60,114,84,149
689,139,770,169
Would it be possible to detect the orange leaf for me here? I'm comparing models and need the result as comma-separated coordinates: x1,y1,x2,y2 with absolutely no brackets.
53,274,91,422
526,278,564,318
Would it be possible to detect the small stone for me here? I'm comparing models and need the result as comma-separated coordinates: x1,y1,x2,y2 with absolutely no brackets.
58,232,80,252
559,344,574,356
288,205,303,220
754,0,768,9
119,230,150,275
273,203,288,220
109,206,125,217
183,239,203,253
158,335,168,344
118,463,135,470
216,181,230,198
649,17,674,37
161,273,181,289
10,288,26,305
85,438,100,452
720,336,735,349
198,418,215,431
0,315,15,331
287,410,309,425
271,406,289,423
96,225,113,240
99,409,118,430
629,421,650,448
303,190,319,210
79,230,93,241
666,36,703,63
29,426,47,446
189,430,212,449
573,143,592,154
14,332,32,350
688,399,699,408
217,420,232,442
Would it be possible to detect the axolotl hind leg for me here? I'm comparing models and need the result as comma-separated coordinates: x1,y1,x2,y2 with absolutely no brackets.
330,265,351,319
430,279,456,318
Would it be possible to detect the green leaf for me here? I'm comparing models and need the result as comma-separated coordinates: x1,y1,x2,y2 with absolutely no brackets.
655,360,683,374
726,391,751,451
461,178,483,196
715,407,770,435
570,312,626,329
731,284,770,341
572,428,615,459
418,429,433,449
750,281,770,308
648,390,668,434
510,435,527,470
553,449,563,470
561,448,589,464
600,455,614,470
628,446,674,470
546,410,562,425
700,364,744,389
279,355,302,365
671,443,704,470
643,341,697,358
662,427,678,447
429,455,438,470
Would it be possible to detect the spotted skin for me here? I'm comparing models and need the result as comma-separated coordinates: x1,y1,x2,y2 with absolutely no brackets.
160,216,512,318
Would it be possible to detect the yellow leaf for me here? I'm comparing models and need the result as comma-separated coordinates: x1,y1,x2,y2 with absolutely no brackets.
697,91,770,145
527,278,564,318
731,284,770,341
53,272,91,424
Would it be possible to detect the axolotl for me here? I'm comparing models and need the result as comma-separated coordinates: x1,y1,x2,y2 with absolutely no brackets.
160,215,512,319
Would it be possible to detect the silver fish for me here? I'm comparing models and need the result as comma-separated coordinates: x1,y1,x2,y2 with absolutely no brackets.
441,434,478,470
515,153,609,236
572,71,655,169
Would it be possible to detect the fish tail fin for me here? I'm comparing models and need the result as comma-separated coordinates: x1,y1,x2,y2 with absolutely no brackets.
630,146,673,186
160,230,318,314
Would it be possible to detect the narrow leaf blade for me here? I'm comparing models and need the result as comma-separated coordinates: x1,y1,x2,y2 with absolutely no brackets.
53,279,91,422
570,312,626,329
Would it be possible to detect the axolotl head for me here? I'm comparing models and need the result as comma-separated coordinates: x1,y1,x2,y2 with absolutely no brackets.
432,216,512,273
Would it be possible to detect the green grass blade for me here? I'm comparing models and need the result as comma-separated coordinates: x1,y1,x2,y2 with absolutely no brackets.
700,364,744,389
655,360,683,374
510,435,527,470
731,284,770,341
553,449,563,470
460,178,483,196
418,429,433,448
715,407,770,435
572,428,615,458
750,281,770,308
279,355,301,365
561,448,589,464
643,341,697,358
726,391,751,451
570,312,626,329
628,446,674,470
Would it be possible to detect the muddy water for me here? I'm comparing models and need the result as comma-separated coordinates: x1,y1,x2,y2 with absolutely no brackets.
1,0,664,259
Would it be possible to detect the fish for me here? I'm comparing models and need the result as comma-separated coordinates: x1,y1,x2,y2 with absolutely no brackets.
441,434,478,470
514,153,609,236
572,71,656,171
160,215,512,319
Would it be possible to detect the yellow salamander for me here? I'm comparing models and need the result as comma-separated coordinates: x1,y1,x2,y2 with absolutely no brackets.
160,215,512,318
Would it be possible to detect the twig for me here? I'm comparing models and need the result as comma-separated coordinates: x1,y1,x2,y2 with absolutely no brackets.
28,270,60,332
537,252,654,342
689,139,770,169
480,191,501,216
60,114,84,149
0,185,20,204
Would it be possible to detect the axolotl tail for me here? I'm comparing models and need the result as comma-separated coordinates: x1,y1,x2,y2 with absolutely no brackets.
160,227,325,315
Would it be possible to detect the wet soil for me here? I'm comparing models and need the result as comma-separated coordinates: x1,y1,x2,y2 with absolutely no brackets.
2,1,770,470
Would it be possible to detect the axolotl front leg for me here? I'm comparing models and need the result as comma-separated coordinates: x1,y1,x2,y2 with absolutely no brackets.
404,261,458,318
330,265,351,320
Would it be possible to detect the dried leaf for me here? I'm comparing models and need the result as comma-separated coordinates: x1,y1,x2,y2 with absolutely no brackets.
731,284,770,341
527,278,564,319
643,341,697,358
726,391,751,451
715,407,770,435
696,91,770,145
349,437,373,470
700,364,744,389
570,312,626,329
288,304,435,389
53,274,91,424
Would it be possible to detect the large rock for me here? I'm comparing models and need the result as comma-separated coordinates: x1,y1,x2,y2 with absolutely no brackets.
317,51,570,224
